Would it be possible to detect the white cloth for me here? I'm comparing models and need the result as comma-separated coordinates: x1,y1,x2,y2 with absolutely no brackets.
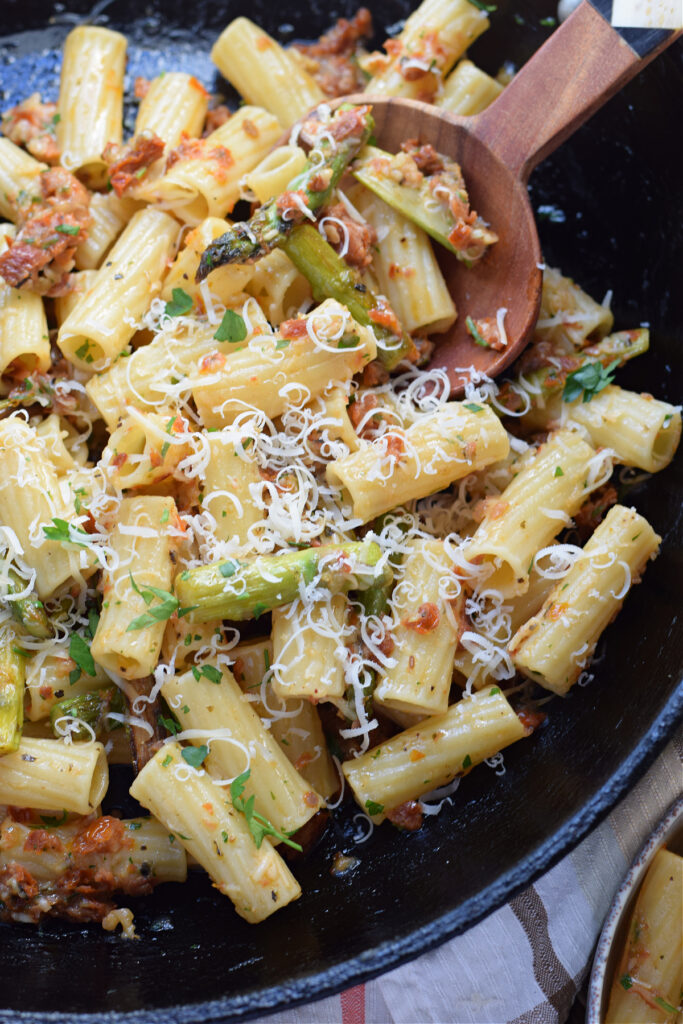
253,726,682,1024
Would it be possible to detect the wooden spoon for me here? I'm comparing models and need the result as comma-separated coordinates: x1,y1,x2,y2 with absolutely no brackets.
342,1,680,394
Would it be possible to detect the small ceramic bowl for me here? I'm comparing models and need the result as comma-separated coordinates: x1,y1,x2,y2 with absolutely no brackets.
587,795,683,1023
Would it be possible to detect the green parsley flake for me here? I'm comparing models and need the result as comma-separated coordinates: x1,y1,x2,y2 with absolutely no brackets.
214,309,247,343
69,633,96,678
164,288,193,318
230,769,303,851
181,744,208,769
464,402,483,413
55,223,80,236
365,799,384,816
562,359,619,404
554,466,564,477
462,754,472,769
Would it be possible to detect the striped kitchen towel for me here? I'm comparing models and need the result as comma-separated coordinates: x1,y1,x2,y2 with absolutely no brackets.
252,725,682,1024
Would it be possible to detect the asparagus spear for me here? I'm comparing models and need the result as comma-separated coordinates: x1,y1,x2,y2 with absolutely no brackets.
497,328,650,415
197,104,375,279
281,224,414,369
5,568,52,640
175,540,391,623
353,144,497,262
0,635,25,754
49,686,125,742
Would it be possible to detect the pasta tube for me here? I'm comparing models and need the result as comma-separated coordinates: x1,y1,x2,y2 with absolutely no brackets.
0,139,46,222
232,640,339,800
536,266,613,349
90,496,177,679
130,742,301,923
375,540,462,716
0,224,50,375
353,188,457,334
57,26,127,187
25,641,111,722
242,145,308,204
201,431,264,548
161,667,322,835
0,417,92,600
137,107,282,224
0,634,24,755
135,72,209,148
192,300,376,428
74,192,140,271
567,386,681,473
437,59,504,115
343,689,526,821
271,595,351,701
465,429,605,597
605,848,683,1023
509,505,660,694
100,411,191,490
0,737,108,814
327,402,509,524
58,207,179,370
363,0,489,101
211,18,324,128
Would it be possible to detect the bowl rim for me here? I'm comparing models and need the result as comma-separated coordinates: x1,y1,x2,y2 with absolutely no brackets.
585,790,683,1024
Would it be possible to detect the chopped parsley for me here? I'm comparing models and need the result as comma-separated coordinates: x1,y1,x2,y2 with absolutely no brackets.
219,559,240,578
55,223,80,236
40,810,68,828
619,974,632,990
554,466,564,477
127,574,196,631
563,359,619,403
181,744,208,769
467,0,497,9
464,402,484,413
69,633,96,679
43,517,91,547
213,308,247,343
159,714,181,737
365,799,384,816
164,287,193,318
161,754,173,767
540,15,556,25
489,687,501,696
462,754,472,769
191,664,222,685
230,769,303,851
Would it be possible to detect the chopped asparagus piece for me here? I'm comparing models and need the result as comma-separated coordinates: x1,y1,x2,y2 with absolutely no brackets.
175,540,390,623
282,224,414,369
0,636,25,755
353,144,497,262
197,104,375,279
4,568,52,640
49,686,125,742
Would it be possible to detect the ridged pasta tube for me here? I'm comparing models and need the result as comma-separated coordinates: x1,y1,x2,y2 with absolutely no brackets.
464,429,605,597
363,0,489,101
57,26,127,187
130,742,301,923
437,59,503,115
0,139,46,222
327,402,509,524
509,505,660,694
0,737,108,814
161,668,322,836
343,688,526,821
271,594,351,701
211,18,324,129
0,225,50,375
90,496,177,679
375,540,462,716
134,72,209,148
192,299,376,428
58,207,179,370
74,192,140,271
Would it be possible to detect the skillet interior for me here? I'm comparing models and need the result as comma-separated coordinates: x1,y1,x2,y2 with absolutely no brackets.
0,2,681,1020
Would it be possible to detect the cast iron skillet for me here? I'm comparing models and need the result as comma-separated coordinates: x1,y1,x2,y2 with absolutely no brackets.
0,2,681,1021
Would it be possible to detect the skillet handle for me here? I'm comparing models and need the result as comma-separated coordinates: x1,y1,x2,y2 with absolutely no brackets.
470,0,680,182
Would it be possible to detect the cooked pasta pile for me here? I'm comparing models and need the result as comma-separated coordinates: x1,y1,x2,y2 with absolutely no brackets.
0,0,679,932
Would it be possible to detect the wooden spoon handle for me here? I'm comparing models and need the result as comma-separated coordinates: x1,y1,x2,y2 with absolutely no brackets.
471,0,680,181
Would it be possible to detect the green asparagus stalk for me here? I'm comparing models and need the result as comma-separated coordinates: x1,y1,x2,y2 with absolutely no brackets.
175,540,391,623
353,144,497,262
49,686,125,742
197,104,375,279
281,224,414,369
0,635,25,754
5,568,52,639
497,328,650,415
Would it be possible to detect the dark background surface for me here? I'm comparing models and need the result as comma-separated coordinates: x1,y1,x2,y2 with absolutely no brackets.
0,2,681,1021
